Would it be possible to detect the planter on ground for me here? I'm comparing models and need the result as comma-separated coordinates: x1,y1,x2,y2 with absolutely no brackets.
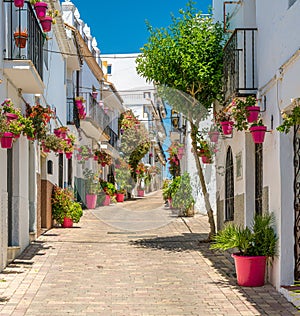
62,217,73,228
137,189,144,197
116,193,125,202
102,194,111,206
86,194,97,209
14,32,28,48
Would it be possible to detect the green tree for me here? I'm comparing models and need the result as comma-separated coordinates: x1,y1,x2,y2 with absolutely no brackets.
136,1,224,238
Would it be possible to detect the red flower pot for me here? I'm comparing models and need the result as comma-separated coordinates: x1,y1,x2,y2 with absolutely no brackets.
40,16,52,32
34,2,48,19
137,189,144,197
209,131,219,143
220,121,234,135
86,194,97,209
102,195,111,206
201,156,212,164
42,146,50,153
101,163,106,167
0,132,13,149
14,0,25,7
54,129,61,137
246,106,260,123
250,125,267,144
62,217,73,228
232,253,267,287
93,155,98,161
65,152,73,159
116,193,125,202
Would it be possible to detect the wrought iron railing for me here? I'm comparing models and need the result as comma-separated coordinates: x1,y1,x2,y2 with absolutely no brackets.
223,28,257,102
4,1,44,80
104,126,118,148
67,98,80,128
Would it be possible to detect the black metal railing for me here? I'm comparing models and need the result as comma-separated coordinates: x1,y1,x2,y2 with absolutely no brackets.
67,98,80,128
104,126,118,148
223,28,257,102
4,1,44,80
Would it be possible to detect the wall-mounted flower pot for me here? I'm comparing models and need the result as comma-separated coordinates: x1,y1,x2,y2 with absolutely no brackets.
220,121,233,135
209,131,219,143
34,2,48,19
250,125,267,144
102,195,111,206
14,32,28,48
232,253,267,287
65,152,72,159
5,112,19,121
40,16,52,32
42,146,50,153
14,0,25,7
201,156,212,164
86,194,97,209
54,129,61,137
75,99,83,109
1,132,13,149
62,217,73,228
116,193,124,202
246,106,260,123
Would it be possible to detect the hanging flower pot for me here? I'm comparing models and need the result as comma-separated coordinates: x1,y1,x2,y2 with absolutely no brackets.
201,156,212,164
76,154,82,161
246,106,260,123
220,121,234,135
208,131,219,143
62,217,73,228
40,16,53,32
250,125,267,144
0,132,14,149
65,152,73,159
14,31,28,48
75,99,83,109
93,155,98,161
14,0,25,7
5,113,19,121
34,2,48,19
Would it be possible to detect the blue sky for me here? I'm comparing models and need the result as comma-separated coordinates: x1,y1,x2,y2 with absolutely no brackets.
70,0,212,54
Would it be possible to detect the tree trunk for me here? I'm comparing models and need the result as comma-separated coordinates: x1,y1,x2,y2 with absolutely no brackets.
190,122,216,239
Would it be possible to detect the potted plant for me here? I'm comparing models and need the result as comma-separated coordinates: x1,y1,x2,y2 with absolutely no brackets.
14,0,25,8
51,185,83,228
211,213,278,287
172,172,195,216
13,28,28,48
30,0,48,19
196,138,213,164
75,96,86,109
115,159,131,202
100,180,116,205
94,149,112,167
83,169,99,209
0,116,13,149
135,162,147,197
39,9,59,32
215,109,233,135
277,105,300,134
250,119,267,144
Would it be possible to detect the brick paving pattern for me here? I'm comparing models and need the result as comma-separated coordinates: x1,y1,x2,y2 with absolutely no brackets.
0,192,298,315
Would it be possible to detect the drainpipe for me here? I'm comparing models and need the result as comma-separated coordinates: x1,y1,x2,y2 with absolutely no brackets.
223,1,241,32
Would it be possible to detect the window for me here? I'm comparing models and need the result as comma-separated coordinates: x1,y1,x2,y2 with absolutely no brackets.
225,147,234,221
107,64,112,75
289,0,297,7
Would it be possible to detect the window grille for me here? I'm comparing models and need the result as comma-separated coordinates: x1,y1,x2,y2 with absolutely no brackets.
255,144,263,215
225,147,234,221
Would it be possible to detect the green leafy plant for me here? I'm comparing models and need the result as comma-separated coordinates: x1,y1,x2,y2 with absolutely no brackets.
211,213,278,258
277,106,300,133
231,96,257,131
100,180,117,197
83,169,99,195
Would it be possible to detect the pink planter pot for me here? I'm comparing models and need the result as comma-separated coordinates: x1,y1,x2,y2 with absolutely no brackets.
232,253,267,287
92,91,98,99
75,100,83,108
201,156,212,164
220,121,233,135
65,152,73,159
250,125,267,144
62,217,73,228
1,132,13,149
137,190,144,197
5,113,18,121
60,131,67,139
34,2,48,19
14,0,25,7
246,106,260,123
209,131,219,143
40,16,53,32
54,129,61,137
102,195,111,206
86,194,97,209
168,198,172,208
116,193,125,202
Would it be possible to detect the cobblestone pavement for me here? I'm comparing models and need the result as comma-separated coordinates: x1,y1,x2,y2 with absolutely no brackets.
0,191,298,315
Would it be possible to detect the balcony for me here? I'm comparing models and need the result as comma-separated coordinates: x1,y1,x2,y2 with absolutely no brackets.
223,28,257,103
3,1,44,94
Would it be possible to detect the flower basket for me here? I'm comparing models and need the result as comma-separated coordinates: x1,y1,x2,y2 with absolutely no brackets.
62,217,73,228
220,121,233,135
250,125,267,144
34,2,48,19
40,16,52,32
14,0,25,7
14,31,28,48
246,106,260,123
0,132,13,149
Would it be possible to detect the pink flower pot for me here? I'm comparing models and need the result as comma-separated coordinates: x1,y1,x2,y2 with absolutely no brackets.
137,190,144,197
0,132,13,149
178,147,184,155
5,113,18,121
201,156,212,164
246,106,260,123
102,195,111,206
34,2,48,19
14,0,25,7
54,129,61,137
62,217,73,228
220,121,234,135
209,131,219,143
75,100,83,108
168,198,172,208
232,253,267,287
116,193,125,202
86,194,97,209
93,155,98,161
250,125,267,144
40,16,52,32
92,91,98,99
60,131,67,139
65,152,73,159
76,154,82,160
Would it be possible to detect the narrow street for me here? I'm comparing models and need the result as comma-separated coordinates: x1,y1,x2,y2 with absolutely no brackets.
0,192,297,316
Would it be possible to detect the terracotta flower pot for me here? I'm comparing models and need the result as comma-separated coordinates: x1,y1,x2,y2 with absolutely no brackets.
0,132,13,149
34,2,48,19
14,32,28,48
40,16,53,32
250,125,267,144
62,217,73,228
14,0,25,7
